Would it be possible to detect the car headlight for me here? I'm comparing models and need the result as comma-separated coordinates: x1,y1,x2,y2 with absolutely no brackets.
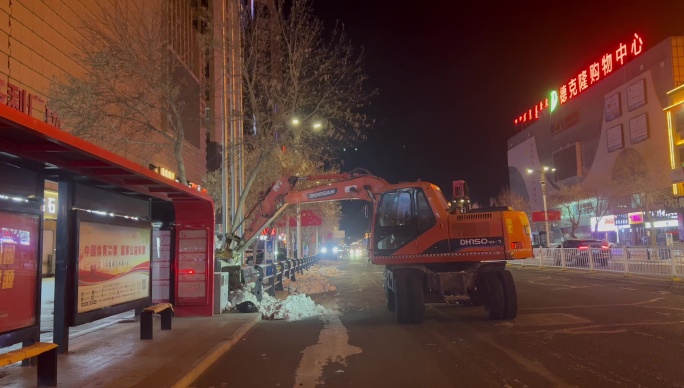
333,247,339,253
321,247,328,254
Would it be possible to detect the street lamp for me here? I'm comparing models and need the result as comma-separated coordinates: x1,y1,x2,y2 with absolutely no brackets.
290,117,323,131
527,166,556,248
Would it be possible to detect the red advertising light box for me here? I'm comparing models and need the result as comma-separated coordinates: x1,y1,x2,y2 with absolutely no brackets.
0,211,39,333
532,210,561,222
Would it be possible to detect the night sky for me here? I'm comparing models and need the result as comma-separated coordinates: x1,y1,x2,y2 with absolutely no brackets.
313,1,684,240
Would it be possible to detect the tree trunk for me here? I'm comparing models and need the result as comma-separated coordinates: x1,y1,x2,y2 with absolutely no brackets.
174,118,187,186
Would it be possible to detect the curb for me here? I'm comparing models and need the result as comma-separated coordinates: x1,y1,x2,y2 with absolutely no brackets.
171,314,262,388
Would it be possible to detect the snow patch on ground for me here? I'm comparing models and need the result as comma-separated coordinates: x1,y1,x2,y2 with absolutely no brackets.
228,263,343,321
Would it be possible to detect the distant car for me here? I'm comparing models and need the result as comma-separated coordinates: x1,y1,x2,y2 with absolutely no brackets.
556,239,610,267
274,247,290,262
348,243,365,258
319,242,340,260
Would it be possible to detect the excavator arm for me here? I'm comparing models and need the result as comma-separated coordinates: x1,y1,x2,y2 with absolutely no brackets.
233,169,388,255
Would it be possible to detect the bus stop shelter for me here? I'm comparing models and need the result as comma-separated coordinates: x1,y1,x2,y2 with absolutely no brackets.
0,104,215,353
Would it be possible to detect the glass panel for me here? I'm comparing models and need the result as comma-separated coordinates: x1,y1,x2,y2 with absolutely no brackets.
374,191,416,251
416,190,436,234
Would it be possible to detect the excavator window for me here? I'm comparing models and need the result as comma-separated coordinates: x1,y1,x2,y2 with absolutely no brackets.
416,189,436,233
374,190,417,252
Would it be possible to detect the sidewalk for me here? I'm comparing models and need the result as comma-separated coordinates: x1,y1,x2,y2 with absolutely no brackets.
0,278,261,387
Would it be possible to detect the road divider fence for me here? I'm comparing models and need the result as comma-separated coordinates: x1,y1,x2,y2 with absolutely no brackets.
510,247,684,280
241,255,319,301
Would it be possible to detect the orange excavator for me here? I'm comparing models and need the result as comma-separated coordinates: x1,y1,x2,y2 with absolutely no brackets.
232,168,533,324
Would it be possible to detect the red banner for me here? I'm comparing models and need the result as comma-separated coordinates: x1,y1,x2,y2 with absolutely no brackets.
0,211,39,334
532,210,561,222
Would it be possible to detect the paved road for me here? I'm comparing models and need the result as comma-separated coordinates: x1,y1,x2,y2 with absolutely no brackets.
192,257,684,388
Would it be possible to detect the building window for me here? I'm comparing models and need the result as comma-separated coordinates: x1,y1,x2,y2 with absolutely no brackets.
676,108,684,139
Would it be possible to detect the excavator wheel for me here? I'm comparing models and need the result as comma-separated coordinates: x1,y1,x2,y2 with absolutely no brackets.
393,270,425,324
482,271,505,320
498,270,518,319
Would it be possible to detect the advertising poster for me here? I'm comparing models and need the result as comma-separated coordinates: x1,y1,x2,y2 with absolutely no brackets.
629,113,649,144
604,93,621,122
0,211,39,334
77,221,151,313
627,79,646,111
606,125,624,152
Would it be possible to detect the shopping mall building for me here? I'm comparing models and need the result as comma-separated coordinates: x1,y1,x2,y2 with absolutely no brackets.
508,33,684,246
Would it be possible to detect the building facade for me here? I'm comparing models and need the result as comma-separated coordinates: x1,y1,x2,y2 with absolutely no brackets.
508,34,684,245
0,0,214,184
0,0,245,272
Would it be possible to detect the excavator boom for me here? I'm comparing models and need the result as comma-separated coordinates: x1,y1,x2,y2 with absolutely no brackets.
234,169,388,254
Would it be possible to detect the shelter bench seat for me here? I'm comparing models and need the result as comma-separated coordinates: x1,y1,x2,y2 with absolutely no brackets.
0,342,58,386
140,303,174,340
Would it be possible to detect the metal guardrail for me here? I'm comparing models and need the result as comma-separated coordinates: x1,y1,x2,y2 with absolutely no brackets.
242,255,320,301
510,247,684,279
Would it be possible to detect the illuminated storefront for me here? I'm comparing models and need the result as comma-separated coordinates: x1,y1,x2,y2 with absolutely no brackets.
592,211,679,245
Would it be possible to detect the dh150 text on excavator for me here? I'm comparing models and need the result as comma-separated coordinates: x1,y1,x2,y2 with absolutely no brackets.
231,168,534,324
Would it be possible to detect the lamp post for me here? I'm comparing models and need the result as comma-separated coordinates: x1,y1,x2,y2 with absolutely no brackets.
528,166,555,248
289,116,324,256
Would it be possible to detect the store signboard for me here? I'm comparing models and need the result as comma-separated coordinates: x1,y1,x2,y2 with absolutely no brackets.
532,211,562,222
0,211,39,333
514,32,644,126
42,190,58,219
590,215,616,232
76,221,150,313
628,212,644,224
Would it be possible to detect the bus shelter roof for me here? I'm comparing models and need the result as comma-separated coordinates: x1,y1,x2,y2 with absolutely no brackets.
0,104,213,207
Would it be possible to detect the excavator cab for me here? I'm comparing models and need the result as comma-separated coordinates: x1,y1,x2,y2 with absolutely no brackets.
371,183,446,258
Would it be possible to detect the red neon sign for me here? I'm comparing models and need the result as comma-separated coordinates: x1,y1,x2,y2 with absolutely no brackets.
514,33,644,126
0,80,61,128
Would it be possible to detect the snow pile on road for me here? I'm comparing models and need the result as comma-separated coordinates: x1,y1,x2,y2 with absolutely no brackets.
284,266,341,295
227,262,342,321
228,288,329,321
317,259,345,268
260,293,329,321
314,265,346,278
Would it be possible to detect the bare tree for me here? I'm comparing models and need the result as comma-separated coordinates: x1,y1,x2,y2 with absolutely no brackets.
231,0,376,238
549,182,587,238
490,187,531,214
610,148,672,246
49,1,210,185
584,185,613,238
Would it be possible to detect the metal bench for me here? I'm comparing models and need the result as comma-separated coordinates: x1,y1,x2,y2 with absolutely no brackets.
0,342,58,386
140,303,173,340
